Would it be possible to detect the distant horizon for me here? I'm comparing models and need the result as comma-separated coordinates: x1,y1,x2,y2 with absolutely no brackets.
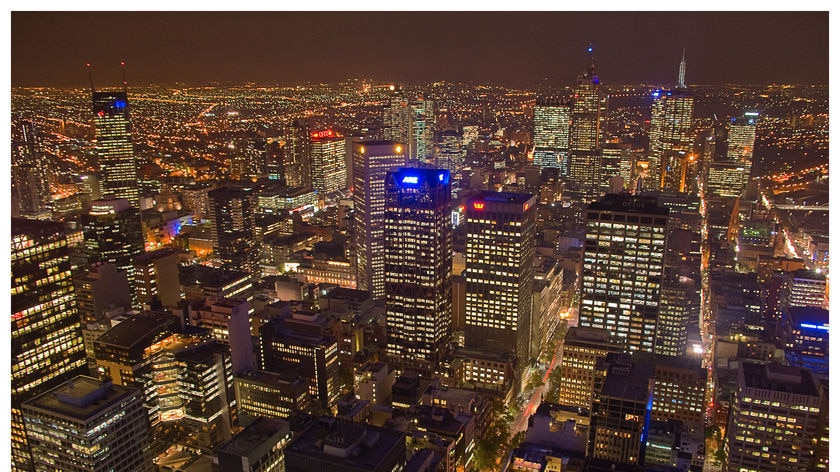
12,12,828,88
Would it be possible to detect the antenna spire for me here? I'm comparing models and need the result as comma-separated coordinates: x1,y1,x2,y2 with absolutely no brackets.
587,43,596,76
678,49,687,88
121,60,127,93
86,62,95,95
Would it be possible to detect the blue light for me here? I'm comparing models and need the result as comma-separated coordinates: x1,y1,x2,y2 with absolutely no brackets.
114,100,126,109
438,173,444,182
592,77,599,85
801,323,829,332
587,47,593,53
652,90,661,98
401,175,419,185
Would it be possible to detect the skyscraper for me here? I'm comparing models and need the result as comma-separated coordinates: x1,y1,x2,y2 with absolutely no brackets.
579,194,669,353
22,376,153,472
352,140,407,300
567,45,606,202
383,87,434,164
463,191,537,370
384,168,453,374
434,128,466,180
82,196,144,306
11,120,52,218
283,119,312,190
532,97,571,172
719,112,758,197
309,129,347,196
648,54,695,192
92,90,139,207
12,218,88,471
208,186,259,278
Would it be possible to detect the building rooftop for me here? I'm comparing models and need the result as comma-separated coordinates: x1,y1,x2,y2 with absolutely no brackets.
23,375,139,422
133,247,180,264
285,417,405,468
587,193,669,216
741,362,820,397
216,417,290,460
95,311,177,351
469,191,535,205
600,359,655,402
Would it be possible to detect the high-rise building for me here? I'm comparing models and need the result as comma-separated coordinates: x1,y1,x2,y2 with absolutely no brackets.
631,352,706,427
532,97,571,172
725,362,825,472
92,90,139,207
588,355,655,466
283,119,312,189
216,417,292,472
654,270,693,356
649,89,695,192
383,87,434,164
435,128,466,180
711,112,758,197
579,194,669,353
11,218,89,471
309,129,347,196
11,120,52,218
22,376,152,472
384,168,453,374
133,247,181,308
567,46,606,202
82,196,144,305
784,268,827,309
599,143,629,193
706,161,748,198
556,327,622,412
352,140,407,300
208,186,259,278
463,191,537,370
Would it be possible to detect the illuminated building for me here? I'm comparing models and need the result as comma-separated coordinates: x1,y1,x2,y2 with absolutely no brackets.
133,248,181,308
724,362,825,472
780,306,828,376
556,327,622,412
310,129,347,196
259,315,340,410
354,362,396,406
384,87,434,163
579,194,668,353
463,191,537,373
352,140,407,300
784,269,826,309
632,352,706,427
709,112,757,198
180,266,254,303
82,196,144,306
384,168,453,374
180,183,213,222
532,97,571,172
435,128,466,181
188,297,254,373
706,161,748,198
600,143,629,193
567,45,606,202
216,417,292,472
283,119,312,190
73,262,130,325
22,376,152,472
92,91,139,207
11,218,88,471
588,354,654,467
654,271,693,357
235,370,313,420
208,186,259,278
11,120,52,219
649,88,694,192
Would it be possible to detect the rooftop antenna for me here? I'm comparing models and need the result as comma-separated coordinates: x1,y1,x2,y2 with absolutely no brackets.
121,60,128,93
587,43,595,77
86,62,95,95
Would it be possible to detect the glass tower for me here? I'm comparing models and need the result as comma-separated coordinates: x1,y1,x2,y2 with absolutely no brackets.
533,97,571,172
384,168,453,374
12,218,88,471
93,91,139,207
568,53,606,202
309,130,347,196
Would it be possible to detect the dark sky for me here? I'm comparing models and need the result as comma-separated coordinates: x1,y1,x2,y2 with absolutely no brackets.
11,11,829,88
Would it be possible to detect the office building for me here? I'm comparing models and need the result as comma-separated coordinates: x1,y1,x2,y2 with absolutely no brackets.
133,247,181,308
724,362,824,472
707,161,748,198
588,355,655,466
180,183,213,222
352,140,406,299
216,417,292,472
284,418,406,472
234,370,313,420
82,196,144,305
11,120,52,218
556,327,622,412
648,55,694,192
283,119,312,189
599,144,629,193
384,168,453,374
532,97,571,171
435,128,466,179
784,269,826,309
567,46,606,202
11,218,89,471
208,186,259,278
781,306,828,376
22,376,152,472
654,271,693,357
310,129,347,196
384,87,434,163
632,352,706,427
579,194,669,353
463,191,537,371
92,90,139,207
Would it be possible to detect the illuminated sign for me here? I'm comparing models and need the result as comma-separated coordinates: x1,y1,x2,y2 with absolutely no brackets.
114,100,126,109
524,202,530,211
473,202,485,210
401,176,419,185
800,323,829,332
311,130,335,139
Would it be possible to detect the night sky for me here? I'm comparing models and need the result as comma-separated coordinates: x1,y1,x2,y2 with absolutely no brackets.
11,11,829,88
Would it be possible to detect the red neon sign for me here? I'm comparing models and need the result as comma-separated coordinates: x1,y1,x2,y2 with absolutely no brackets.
311,130,335,139
473,202,485,210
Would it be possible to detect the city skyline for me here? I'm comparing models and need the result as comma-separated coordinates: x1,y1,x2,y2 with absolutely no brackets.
11,11,829,87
